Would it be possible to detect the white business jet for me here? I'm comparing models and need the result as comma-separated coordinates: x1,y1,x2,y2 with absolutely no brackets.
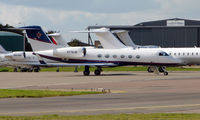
107,29,200,73
23,26,181,75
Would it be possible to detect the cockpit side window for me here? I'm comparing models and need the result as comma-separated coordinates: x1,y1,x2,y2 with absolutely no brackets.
159,52,169,56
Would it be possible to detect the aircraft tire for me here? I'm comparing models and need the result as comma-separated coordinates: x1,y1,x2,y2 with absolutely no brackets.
164,72,168,76
34,69,39,72
83,70,90,76
14,68,18,72
28,69,33,72
158,67,165,73
20,68,28,72
147,67,154,73
94,70,101,76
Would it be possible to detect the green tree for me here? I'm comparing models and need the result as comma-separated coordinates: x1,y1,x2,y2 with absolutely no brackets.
46,30,58,34
68,39,90,46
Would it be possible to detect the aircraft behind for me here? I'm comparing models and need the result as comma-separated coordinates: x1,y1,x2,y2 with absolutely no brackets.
106,29,200,73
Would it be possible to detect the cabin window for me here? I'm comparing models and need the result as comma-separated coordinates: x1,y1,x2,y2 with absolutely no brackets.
169,53,171,55
187,53,189,55
178,53,180,56
105,54,110,58
183,53,185,56
120,55,125,58
128,55,132,59
196,53,198,55
192,53,194,55
97,54,102,58
136,55,140,59
174,53,176,55
113,55,117,58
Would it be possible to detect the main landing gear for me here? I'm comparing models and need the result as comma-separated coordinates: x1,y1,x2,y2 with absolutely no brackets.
83,66,90,76
83,66,102,76
94,66,102,76
147,66,168,75
14,67,40,72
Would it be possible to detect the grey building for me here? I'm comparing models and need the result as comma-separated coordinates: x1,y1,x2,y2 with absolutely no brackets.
88,18,200,47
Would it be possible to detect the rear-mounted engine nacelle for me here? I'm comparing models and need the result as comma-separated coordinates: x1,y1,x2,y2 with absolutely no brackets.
53,47,86,58
5,52,25,60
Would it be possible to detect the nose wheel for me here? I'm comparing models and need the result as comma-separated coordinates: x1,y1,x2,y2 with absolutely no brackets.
164,72,168,76
147,66,169,76
159,66,168,76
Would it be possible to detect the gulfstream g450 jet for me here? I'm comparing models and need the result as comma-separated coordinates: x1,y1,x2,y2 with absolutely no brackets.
21,26,181,75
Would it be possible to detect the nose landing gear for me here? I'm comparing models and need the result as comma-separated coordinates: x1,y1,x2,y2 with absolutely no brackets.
147,66,168,75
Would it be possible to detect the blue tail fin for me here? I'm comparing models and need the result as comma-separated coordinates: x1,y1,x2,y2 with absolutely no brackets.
21,26,52,43
20,26,59,51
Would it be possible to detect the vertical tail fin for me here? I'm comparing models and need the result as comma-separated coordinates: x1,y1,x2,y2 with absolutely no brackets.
112,30,138,48
0,45,8,54
95,28,126,49
20,26,60,51
48,33,68,47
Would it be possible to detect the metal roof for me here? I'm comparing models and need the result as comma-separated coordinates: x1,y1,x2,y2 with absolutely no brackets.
0,31,22,36
88,18,200,29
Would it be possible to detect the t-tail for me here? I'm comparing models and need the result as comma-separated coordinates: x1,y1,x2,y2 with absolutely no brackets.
112,30,159,48
20,26,61,51
72,28,127,49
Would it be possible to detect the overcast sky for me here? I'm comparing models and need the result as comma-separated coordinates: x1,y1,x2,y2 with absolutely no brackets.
0,0,200,42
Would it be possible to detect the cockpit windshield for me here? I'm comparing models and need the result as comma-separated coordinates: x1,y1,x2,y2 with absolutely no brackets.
159,52,169,56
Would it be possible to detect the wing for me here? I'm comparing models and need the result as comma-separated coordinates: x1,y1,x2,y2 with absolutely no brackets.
32,52,118,67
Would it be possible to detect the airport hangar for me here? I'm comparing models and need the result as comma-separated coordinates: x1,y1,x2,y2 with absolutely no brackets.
0,30,32,52
0,31,24,51
88,18,200,48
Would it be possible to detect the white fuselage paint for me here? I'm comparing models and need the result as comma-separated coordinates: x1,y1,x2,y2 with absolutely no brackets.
138,47,200,65
35,47,180,66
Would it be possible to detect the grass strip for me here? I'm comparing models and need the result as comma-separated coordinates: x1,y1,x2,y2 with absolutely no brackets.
1,113,200,120
0,89,103,98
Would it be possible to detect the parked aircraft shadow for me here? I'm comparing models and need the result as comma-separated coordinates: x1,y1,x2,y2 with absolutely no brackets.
100,73,136,76
70,73,136,77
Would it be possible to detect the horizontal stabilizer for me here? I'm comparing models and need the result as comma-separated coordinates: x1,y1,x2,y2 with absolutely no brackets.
72,28,126,49
71,27,109,33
